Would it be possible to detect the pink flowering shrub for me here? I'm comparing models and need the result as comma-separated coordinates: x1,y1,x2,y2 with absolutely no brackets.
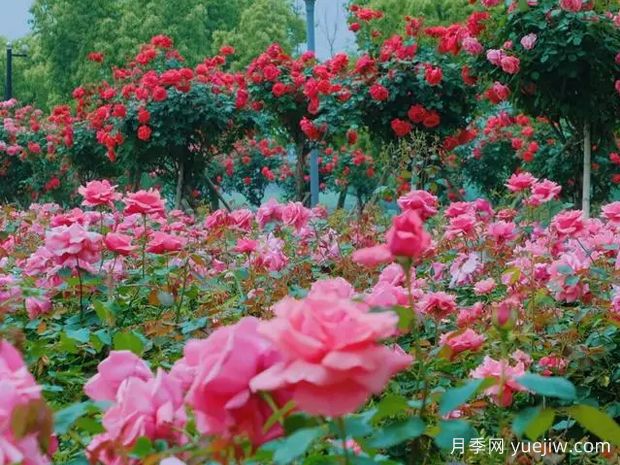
0,173,616,464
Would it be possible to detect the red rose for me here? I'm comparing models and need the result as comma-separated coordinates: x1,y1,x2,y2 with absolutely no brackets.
152,86,167,102
138,108,150,124
272,82,288,97
422,111,441,128
369,84,389,101
425,66,443,86
346,129,358,145
407,104,427,123
349,22,361,32
391,119,412,137
137,125,152,141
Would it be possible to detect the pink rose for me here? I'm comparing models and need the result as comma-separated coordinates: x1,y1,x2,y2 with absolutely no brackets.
440,329,485,359
538,356,567,376
551,210,584,237
25,297,52,320
506,172,538,192
474,278,496,295
84,350,152,402
416,291,457,320
173,317,289,446
87,371,186,463
234,238,259,254
486,221,517,243
256,198,283,229
397,190,439,220
0,340,51,465
250,295,411,417
471,356,527,406
520,33,537,50
123,189,165,216
309,278,355,298
500,55,520,74
78,180,121,208
104,232,136,256
387,210,431,259
601,201,620,225
461,37,483,55
527,179,561,206
352,244,394,268
486,49,504,66
559,0,582,12
44,224,102,272
281,202,312,231
229,209,254,231
146,232,186,254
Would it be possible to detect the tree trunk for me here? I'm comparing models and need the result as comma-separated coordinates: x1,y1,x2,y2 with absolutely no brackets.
582,121,591,218
204,173,232,212
174,160,184,210
336,185,348,210
295,142,307,203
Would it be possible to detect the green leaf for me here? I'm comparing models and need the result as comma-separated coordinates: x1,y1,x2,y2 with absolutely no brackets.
113,331,144,355
93,300,115,326
54,402,90,435
130,437,153,459
65,328,90,344
517,374,576,400
434,420,476,450
392,305,414,331
524,409,555,440
439,379,492,417
366,417,425,449
568,405,620,445
556,265,573,275
513,407,540,437
373,394,410,422
273,427,325,465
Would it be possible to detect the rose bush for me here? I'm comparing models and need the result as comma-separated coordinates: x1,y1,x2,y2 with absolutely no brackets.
0,175,616,464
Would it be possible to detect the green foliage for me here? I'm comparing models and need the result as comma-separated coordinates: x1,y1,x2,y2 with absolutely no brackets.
212,0,305,69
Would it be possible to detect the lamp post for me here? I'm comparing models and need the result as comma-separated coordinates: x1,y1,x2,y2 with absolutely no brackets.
4,42,28,101
305,0,319,207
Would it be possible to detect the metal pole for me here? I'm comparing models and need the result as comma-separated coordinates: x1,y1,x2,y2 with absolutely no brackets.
5,42,13,101
305,0,319,207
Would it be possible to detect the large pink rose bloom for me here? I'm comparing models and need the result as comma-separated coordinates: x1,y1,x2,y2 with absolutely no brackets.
87,371,187,465
44,223,102,272
123,189,166,217
78,180,121,208
471,356,527,407
387,210,431,259
256,198,283,229
172,317,288,446
506,172,537,192
281,202,312,231
0,340,51,465
601,201,620,226
84,350,153,402
397,190,439,220
250,294,412,417
146,232,186,254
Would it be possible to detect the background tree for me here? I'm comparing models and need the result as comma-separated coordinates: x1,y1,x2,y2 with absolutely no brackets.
474,0,620,215
212,0,306,69
28,0,305,107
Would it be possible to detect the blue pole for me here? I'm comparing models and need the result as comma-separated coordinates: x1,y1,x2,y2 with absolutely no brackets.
306,0,319,207
5,43,13,101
